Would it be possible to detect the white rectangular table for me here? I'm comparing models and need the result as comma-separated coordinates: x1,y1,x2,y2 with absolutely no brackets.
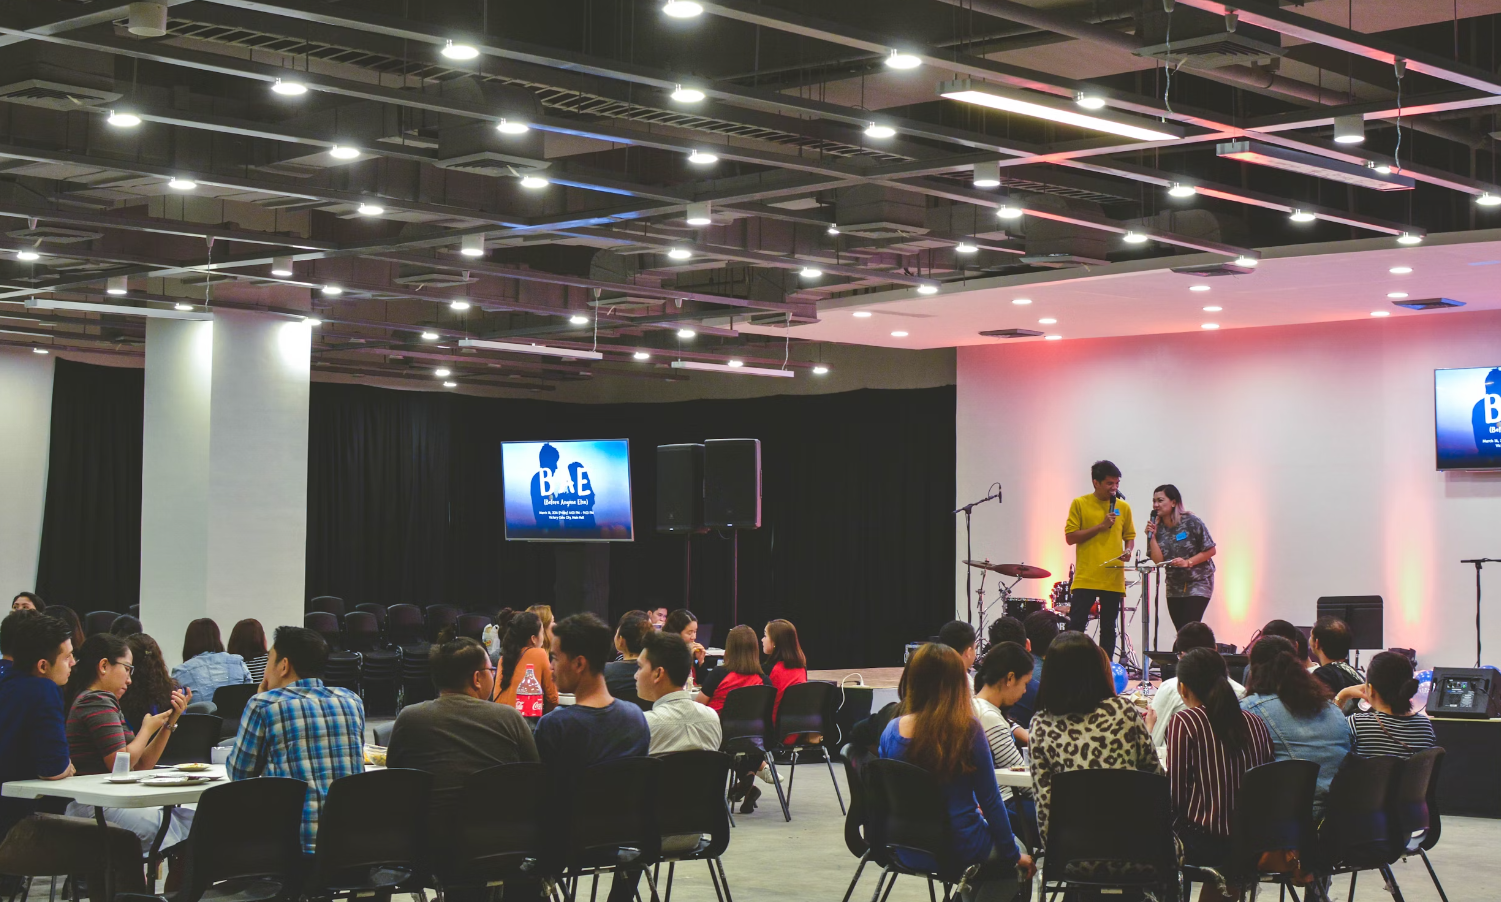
995,767,1032,788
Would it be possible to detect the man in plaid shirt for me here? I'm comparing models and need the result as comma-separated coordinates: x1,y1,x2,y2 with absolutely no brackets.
227,626,365,853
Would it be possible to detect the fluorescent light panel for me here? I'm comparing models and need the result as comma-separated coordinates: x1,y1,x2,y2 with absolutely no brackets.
1216,141,1414,191
938,80,1183,142
457,338,603,360
26,298,213,320
671,360,794,378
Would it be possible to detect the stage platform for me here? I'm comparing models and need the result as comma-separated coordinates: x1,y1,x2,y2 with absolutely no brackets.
809,667,904,689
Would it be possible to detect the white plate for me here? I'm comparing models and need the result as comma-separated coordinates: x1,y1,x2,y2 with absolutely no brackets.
105,774,141,784
175,763,212,772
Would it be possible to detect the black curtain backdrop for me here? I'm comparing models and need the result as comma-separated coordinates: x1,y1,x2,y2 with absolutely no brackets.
36,359,144,614
307,384,956,668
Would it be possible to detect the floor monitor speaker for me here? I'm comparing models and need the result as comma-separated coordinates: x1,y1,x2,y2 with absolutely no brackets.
704,438,761,529
656,443,704,534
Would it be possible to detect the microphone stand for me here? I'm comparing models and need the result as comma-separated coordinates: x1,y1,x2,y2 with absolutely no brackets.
955,486,1002,624
1462,558,1501,668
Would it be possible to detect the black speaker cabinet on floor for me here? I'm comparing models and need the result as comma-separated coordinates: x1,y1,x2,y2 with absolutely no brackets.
704,438,761,529
656,443,705,534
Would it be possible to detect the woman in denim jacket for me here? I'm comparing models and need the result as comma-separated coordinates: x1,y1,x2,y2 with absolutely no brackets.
1240,636,1352,819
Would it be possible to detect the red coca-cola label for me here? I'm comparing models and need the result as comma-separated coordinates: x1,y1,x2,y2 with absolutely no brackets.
516,664,544,717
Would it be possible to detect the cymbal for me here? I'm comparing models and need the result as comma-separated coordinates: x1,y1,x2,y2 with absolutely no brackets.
963,561,1052,579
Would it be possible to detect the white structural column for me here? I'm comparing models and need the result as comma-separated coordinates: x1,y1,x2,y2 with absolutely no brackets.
0,347,56,597
140,310,311,665
140,319,213,666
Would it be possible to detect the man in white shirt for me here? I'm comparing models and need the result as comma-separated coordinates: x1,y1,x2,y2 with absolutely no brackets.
636,630,721,754
1146,621,1244,747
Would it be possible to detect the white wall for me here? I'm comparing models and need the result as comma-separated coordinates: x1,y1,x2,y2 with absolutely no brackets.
957,309,1501,667
0,348,54,598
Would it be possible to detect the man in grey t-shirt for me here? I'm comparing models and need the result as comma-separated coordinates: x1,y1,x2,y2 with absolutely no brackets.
386,637,538,842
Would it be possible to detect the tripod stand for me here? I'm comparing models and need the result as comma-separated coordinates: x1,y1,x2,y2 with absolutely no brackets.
1462,558,1500,668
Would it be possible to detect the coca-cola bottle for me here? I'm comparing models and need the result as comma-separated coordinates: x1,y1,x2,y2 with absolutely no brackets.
516,664,544,720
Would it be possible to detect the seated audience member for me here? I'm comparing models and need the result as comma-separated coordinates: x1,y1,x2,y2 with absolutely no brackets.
763,618,807,721
0,612,75,839
46,608,85,657
1341,651,1436,757
697,626,772,812
1168,648,1273,890
649,606,669,631
228,618,270,684
987,617,1039,728
1259,620,1311,669
536,613,650,769
1029,632,1161,844
64,635,192,851
118,633,177,733
1309,617,1363,712
880,644,1034,900
1148,622,1245,747
10,593,44,613
227,626,365,854
938,620,978,671
387,637,539,848
108,615,142,638
1240,637,1351,817
526,604,555,650
171,618,252,703
664,609,708,682
491,610,559,715
972,643,1036,838
637,631,722,754
604,610,652,709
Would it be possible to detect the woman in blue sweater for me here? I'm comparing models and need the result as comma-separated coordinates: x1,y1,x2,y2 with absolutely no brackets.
880,643,1034,901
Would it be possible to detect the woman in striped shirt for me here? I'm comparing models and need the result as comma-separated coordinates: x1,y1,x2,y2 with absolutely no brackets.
229,618,269,684
1339,651,1436,758
1167,647,1273,890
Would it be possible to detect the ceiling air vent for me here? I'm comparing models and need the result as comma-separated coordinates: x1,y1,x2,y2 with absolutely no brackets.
1392,297,1466,311
0,79,120,111
979,328,1044,339
6,226,104,244
392,269,477,289
1135,6,1283,70
1019,254,1107,268
1172,262,1256,278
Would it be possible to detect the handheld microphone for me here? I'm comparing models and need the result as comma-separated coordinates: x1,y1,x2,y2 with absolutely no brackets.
1109,490,1119,516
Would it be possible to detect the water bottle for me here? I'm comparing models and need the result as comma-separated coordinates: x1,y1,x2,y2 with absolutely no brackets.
516,665,544,721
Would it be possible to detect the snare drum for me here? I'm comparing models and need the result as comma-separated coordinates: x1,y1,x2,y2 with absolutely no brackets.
1004,597,1045,619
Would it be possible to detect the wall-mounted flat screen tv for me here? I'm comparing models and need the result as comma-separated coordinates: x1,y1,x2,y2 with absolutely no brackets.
501,439,634,540
1436,366,1501,471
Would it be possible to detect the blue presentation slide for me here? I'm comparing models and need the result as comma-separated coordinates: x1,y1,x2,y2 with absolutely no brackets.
502,439,634,540
1436,366,1501,470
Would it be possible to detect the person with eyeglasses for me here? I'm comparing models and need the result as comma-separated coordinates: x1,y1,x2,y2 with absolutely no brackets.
62,634,193,851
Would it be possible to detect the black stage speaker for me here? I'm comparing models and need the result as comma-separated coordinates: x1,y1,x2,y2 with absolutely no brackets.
1426,667,1501,719
656,443,704,534
704,438,761,529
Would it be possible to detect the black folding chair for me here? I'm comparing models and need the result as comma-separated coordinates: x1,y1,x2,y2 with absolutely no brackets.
386,604,426,648
84,611,119,636
361,648,402,717
653,751,734,902
116,777,306,902
426,763,548,902
863,759,983,902
399,643,434,709
424,605,461,642
212,684,258,740
769,681,846,815
158,714,223,766
551,757,663,902
1042,769,1179,900
303,612,341,651
309,596,345,620
353,604,388,642
839,752,890,902
1183,759,1318,900
324,651,362,694
717,685,790,822
343,612,381,653
1316,753,1402,901
305,769,433,901
455,613,491,642
1388,748,1449,902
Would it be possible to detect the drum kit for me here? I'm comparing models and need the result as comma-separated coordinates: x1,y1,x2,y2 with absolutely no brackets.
962,559,1069,650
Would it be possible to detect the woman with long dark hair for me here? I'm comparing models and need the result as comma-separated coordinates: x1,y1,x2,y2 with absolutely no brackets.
879,643,1034,900
45,607,85,655
490,610,558,715
227,619,269,684
1168,648,1273,887
170,618,251,702
64,634,193,851
664,608,707,681
1145,484,1218,630
118,633,177,734
697,625,770,812
762,619,807,720
1240,636,1351,817
1340,651,1436,757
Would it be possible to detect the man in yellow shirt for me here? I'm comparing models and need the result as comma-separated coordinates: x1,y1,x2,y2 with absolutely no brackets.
1064,460,1135,659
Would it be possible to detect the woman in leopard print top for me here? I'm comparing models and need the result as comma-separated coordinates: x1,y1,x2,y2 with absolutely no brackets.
1029,632,1163,843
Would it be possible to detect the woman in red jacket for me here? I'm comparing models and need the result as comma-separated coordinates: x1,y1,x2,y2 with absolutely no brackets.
763,619,807,721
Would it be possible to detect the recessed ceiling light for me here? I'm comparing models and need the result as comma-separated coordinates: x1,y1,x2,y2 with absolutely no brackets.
799,266,823,278
569,314,590,325
304,316,322,327
812,365,830,375
356,203,384,216
954,242,978,254
1202,323,1220,330
662,0,703,17
1011,298,1032,305
671,85,706,103
420,331,439,340
995,204,1023,219
1289,209,1316,223
175,303,194,312
890,330,909,337
727,359,744,368
852,311,872,318
1234,256,1259,267
684,202,711,226
167,177,196,191
443,380,458,388
519,175,549,189
441,40,480,60
1371,311,1391,317
460,234,486,257
885,50,922,70
270,256,294,277
676,328,696,339
1397,232,1423,245
1075,91,1107,110
434,368,452,378
1168,182,1196,198
32,347,48,354
1477,192,1501,207
1044,335,1062,341
633,351,651,360
972,161,1001,188
687,150,719,165
450,299,472,311
1387,292,1409,299
495,119,530,135
1332,115,1365,144
16,250,40,262
1202,305,1222,312
321,285,343,296
1388,266,1412,274
864,123,897,139
328,145,360,160
667,248,693,260
1038,317,1057,324
917,285,939,295
271,78,307,96
1123,231,1148,244
1189,284,1211,292
106,110,141,128
107,276,128,295
827,225,840,236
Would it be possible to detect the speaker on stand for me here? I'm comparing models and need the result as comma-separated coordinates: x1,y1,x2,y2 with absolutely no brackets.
656,444,706,609
704,438,762,626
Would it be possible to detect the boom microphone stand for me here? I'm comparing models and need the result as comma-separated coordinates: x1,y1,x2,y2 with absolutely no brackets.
1462,558,1500,668
955,484,1002,624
